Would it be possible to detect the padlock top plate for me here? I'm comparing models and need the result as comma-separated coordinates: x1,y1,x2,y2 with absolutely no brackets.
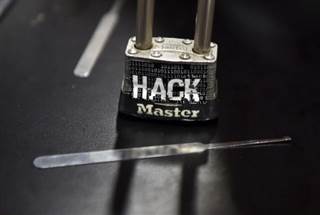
125,37,218,63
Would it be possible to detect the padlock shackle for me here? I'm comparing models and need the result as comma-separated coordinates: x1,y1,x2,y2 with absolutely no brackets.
193,0,216,54
135,0,155,50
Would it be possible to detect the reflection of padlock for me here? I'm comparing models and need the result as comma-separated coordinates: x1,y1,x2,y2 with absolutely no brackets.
119,0,218,121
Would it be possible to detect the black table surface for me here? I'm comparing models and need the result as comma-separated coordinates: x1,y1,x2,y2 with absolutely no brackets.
1,0,320,214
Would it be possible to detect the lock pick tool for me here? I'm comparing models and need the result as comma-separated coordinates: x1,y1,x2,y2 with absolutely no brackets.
34,136,291,169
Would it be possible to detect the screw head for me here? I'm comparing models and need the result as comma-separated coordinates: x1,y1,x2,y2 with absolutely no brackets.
182,39,192,45
204,53,215,60
151,50,162,58
210,42,216,48
155,37,164,43
128,48,138,55
179,53,191,60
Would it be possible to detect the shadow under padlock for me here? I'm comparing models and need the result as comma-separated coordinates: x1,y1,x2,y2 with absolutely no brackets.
110,114,218,215
118,0,218,122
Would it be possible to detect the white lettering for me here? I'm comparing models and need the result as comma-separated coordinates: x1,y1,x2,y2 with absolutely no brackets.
153,108,164,116
136,103,200,119
132,76,202,103
137,103,153,115
184,79,200,102
133,75,147,99
191,110,200,118
149,78,166,101
164,109,173,117
181,110,191,117
167,79,184,101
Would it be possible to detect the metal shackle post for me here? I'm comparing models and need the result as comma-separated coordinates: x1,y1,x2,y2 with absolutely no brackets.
193,0,216,54
135,0,155,50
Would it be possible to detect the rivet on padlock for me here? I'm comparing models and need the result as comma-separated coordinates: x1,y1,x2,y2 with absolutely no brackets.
119,0,218,121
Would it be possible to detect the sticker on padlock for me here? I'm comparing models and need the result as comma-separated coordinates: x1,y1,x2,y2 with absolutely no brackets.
119,0,218,121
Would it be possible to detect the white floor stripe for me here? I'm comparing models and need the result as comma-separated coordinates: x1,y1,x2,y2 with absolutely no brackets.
74,0,125,78
0,0,13,18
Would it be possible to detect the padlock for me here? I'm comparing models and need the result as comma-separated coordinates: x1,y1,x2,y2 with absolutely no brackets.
118,0,218,121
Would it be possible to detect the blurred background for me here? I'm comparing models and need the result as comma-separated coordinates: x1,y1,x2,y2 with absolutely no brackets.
1,0,320,215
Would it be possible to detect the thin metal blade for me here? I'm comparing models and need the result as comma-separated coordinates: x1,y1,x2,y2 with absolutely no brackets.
34,136,291,169
208,136,292,150
33,142,205,169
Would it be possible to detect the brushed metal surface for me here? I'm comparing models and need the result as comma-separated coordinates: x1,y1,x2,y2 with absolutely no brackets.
34,137,291,169
193,0,216,54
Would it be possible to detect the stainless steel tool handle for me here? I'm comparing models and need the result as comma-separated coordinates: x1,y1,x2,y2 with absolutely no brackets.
34,137,291,169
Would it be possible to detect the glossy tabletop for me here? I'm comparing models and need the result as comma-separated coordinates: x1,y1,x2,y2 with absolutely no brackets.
1,0,320,214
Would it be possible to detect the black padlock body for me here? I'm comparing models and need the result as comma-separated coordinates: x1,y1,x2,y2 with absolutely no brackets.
118,37,218,122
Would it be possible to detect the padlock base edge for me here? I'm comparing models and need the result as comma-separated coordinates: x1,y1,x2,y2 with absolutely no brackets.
118,94,218,122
